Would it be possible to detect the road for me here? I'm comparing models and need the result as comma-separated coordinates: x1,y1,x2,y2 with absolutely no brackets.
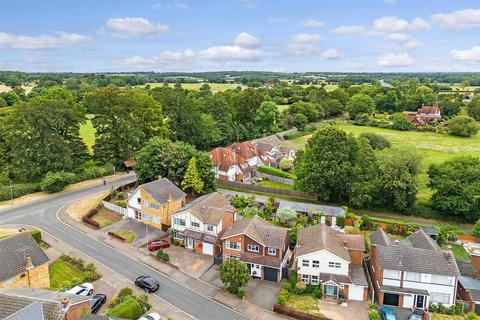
0,176,248,320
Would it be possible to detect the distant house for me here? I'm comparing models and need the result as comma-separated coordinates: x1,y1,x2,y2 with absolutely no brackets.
0,233,50,290
294,224,368,301
254,135,283,163
457,254,480,315
369,229,460,309
0,287,91,320
123,159,135,172
221,216,290,282
126,178,186,230
404,105,441,126
170,192,236,256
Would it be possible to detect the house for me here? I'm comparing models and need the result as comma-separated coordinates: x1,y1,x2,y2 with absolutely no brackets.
170,192,236,256
230,141,268,169
126,178,186,230
0,287,91,320
403,105,441,126
369,229,460,309
0,233,50,289
294,224,368,301
209,147,252,182
457,254,480,315
254,135,284,163
221,216,290,282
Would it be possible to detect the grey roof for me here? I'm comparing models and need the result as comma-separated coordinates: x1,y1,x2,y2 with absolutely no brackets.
278,201,345,217
370,229,460,277
1,287,89,305
380,285,430,296
459,276,480,302
420,226,439,237
0,233,49,282
457,260,476,276
140,178,186,204
176,192,234,225
351,266,368,286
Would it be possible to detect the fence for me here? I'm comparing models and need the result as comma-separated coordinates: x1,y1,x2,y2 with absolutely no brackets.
102,200,127,215
257,172,294,185
216,179,318,201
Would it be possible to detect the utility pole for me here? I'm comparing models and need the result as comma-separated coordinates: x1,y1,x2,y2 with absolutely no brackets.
10,180,13,206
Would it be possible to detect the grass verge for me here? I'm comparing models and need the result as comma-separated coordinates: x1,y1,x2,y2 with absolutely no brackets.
115,230,136,243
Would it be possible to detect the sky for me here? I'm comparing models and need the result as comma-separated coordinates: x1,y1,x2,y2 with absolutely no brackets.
0,0,479,73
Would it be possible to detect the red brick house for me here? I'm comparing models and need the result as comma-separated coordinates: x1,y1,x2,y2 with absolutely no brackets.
403,105,441,126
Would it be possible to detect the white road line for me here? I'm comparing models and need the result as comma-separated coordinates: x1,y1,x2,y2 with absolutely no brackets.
55,227,66,234
85,243,99,252
70,235,81,242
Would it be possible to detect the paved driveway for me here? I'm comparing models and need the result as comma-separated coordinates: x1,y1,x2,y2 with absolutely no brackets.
318,300,369,320
103,217,167,247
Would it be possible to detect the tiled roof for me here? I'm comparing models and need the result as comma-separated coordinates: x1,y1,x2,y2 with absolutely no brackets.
240,252,282,268
0,233,49,282
209,147,248,171
351,266,368,286
406,230,440,250
254,135,282,149
230,141,258,160
221,216,288,249
369,229,391,246
459,276,480,302
141,178,186,204
176,192,234,225
456,260,476,276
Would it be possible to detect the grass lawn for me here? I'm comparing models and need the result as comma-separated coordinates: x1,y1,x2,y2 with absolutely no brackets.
114,230,136,243
430,314,465,320
49,259,84,289
284,294,323,316
80,115,96,152
300,83,339,92
137,82,240,92
258,180,293,190
282,122,480,205
441,243,471,261
92,207,122,228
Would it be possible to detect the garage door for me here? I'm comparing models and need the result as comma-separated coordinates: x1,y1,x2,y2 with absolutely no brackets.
383,293,400,306
264,267,279,282
202,243,214,255
348,285,364,301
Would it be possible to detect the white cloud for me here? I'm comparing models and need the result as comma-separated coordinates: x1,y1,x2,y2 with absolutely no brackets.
233,32,261,49
321,48,341,59
104,17,169,38
290,33,322,43
299,18,325,28
280,43,320,56
377,52,413,67
431,9,480,30
0,31,91,50
115,49,195,71
374,16,430,32
450,45,480,61
386,33,423,49
330,25,369,35
198,45,261,61
153,1,188,10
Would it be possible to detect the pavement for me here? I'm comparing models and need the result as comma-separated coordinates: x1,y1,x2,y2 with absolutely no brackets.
102,218,166,247
317,299,369,320
0,174,288,320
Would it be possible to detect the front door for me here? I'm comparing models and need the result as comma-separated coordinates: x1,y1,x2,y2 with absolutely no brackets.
324,285,338,297
416,295,425,309
247,263,261,278
186,238,194,249
134,210,142,221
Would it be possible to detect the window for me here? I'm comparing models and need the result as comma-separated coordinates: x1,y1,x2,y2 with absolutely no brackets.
311,275,319,285
226,241,240,251
312,260,319,268
405,272,421,282
248,244,259,252
225,255,239,261
152,216,160,224
143,212,151,222
301,274,309,284
137,197,141,204
206,225,214,232
384,269,401,280
328,262,341,268
302,260,309,267
267,248,276,256
431,275,451,285
191,222,200,228
173,218,186,226
134,210,142,221
150,203,160,210
431,292,451,304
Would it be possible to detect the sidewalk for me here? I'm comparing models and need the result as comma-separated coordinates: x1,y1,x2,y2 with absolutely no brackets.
61,196,288,320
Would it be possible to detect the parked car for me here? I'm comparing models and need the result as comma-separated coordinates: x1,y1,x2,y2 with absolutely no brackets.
380,307,397,320
67,283,94,296
135,275,159,292
139,312,161,320
409,308,429,320
90,294,107,314
147,239,170,251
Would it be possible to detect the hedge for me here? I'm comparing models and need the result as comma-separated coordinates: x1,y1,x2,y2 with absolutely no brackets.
30,230,42,242
108,231,126,242
106,296,143,320
82,209,100,229
258,166,296,180
0,183,41,201
273,304,330,320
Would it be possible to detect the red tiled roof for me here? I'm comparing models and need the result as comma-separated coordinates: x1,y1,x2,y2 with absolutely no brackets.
209,147,247,171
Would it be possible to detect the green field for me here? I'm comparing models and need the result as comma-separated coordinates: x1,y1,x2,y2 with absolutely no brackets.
138,82,241,92
300,83,339,91
282,123,480,204
80,115,96,152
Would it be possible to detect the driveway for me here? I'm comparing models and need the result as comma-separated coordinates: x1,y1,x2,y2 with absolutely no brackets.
103,217,167,247
201,264,284,310
318,299,369,320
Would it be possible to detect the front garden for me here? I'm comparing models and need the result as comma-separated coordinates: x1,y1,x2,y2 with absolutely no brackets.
108,230,136,243
49,254,101,290
105,288,151,320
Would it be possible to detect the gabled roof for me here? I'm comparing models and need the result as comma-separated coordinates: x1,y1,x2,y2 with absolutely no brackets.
0,233,49,282
254,135,283,150
139,178,186,204
456,260,476,276
209,147,248,171
295,224,364,262
230,141,258,160
174,192,234,225
459,276,480,302
221,216,288,249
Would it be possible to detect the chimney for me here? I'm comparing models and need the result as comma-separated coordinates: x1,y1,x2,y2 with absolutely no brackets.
471,254,480,278
25,254,34,270
61,298,69,309
343,239,348,248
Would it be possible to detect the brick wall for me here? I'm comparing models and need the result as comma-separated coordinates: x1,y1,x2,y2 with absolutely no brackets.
0,263,50,289
65,301,90,320
222,234,243,261
348,250,363,266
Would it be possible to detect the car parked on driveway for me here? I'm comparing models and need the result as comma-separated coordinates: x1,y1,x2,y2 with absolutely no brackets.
67,283,94,296
139,312,161,320
147,239,170,251
380,307,397,320
90,294,107,314
135,275,159,292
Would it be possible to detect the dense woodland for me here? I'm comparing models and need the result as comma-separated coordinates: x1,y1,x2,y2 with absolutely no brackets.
0,71,479,221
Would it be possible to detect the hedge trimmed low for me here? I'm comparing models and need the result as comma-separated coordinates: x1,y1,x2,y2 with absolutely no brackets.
258,166,296,180
83,209,100,229
273,304,330,320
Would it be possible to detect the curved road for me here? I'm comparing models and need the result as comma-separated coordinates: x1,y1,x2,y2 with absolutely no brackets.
0,176,248,320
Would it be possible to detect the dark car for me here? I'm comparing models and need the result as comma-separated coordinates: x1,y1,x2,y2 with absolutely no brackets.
135,275,159,292
90,294,107,314
147,239,170,251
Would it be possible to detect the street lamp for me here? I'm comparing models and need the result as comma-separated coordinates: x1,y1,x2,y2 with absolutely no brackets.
10,180,13,206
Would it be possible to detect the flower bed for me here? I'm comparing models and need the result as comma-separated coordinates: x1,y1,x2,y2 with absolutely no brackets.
273,304,330,320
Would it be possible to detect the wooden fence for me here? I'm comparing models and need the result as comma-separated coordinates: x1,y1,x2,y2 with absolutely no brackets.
257,172,294,185
216,179,318,201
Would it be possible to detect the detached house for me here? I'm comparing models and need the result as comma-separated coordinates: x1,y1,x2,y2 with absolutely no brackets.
0,233,50,290
126,178,186,230
294,224,368,301
404,105,441,126
457,254,480,315
221,216,290,282
369,229,460,309
170,192,235,256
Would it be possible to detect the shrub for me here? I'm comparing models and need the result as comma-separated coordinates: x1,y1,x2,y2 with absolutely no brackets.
276,294,287,306
449,115,480,137
279,158,293,171
466,311,479,320
369,309,380,320
40,171,76,193
0,182,41,201
136,294,151,312
359,132,391,150
60,281,72,290
156,249,170,262
276,208,298,224
258,166,296,180
236,289,246,299
336,216,345,228
114,200,127,208
230,194,254,210
29,230,42,242
360,215,376,231
313,287,323,299
106,296,143,320
472,219,480,237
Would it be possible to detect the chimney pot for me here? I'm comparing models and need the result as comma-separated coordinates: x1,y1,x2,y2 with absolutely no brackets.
25,254,34,270
61,298,69,308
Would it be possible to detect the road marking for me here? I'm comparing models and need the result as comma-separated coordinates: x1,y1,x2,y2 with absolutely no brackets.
85,243,99,252
55,228,66,234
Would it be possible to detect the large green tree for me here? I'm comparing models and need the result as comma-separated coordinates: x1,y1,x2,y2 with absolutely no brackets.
254,101,281,135
468,97,480,121
448,115,479,137
181,157,204,195
346,93,375,119
219,259,249,294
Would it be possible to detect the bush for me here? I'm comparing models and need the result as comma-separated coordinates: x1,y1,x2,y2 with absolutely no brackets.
360,215,375,231
472,219,480,237
359,132,391,150
236,289,246,299
276,294,287,306
114,200,127,208
276,208,298,224
29,230,42,242
0,182,41,201
230,194,254,210
449,115,480,137
336,216,345,228
106,296,143,320
369,309,380,320
279,158,293,171
40,171,76,193
313,287,323,299
156,249,170,262
466,311,479,320
258,166,296,180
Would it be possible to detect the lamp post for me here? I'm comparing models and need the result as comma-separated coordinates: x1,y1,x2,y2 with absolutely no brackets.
10,180,13,206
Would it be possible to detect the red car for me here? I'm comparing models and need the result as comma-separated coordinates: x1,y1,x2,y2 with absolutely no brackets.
147,239,170,251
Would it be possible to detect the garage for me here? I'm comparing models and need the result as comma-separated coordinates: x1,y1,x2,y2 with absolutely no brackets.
383,293,400,306
264,267,279,282
348,285,365,301
202,242,214,255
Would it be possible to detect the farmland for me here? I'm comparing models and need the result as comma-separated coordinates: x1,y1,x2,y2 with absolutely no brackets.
282,122,480,204
0,83,35,94
138,82,242,92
